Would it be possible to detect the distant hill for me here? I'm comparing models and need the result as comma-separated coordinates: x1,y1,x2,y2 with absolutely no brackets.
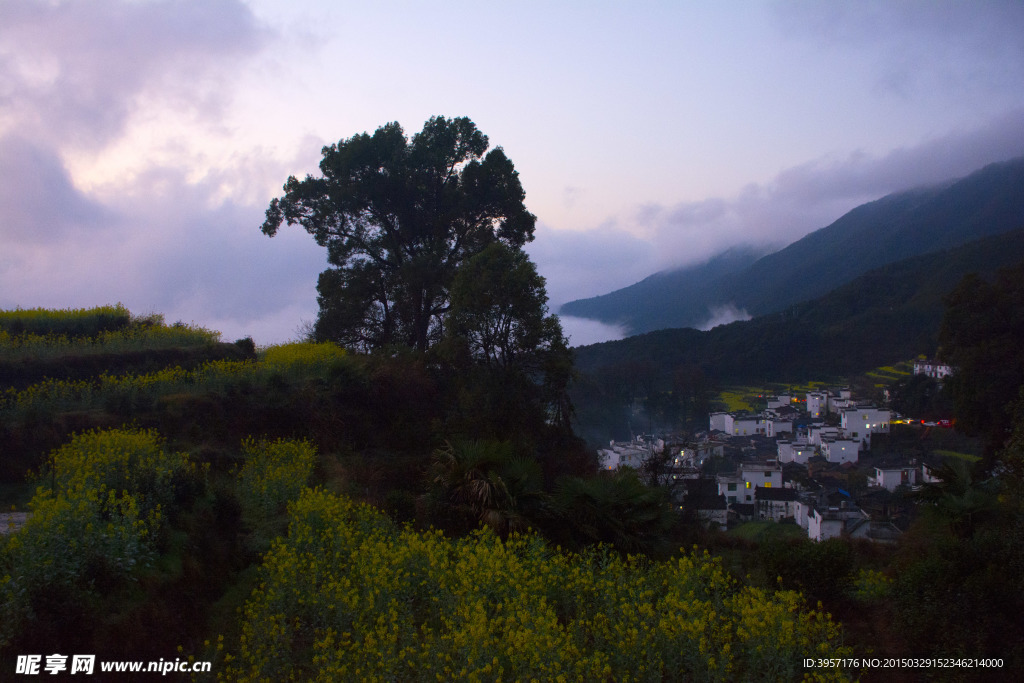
561,156,1024,335
558,246,768,331
571,228,1024,385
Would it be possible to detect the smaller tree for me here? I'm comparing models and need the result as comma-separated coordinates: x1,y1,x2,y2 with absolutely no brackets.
447,243,561,371
444,243,574,434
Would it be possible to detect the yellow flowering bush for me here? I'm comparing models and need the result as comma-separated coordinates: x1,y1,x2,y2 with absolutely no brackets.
0,304,132,338
0,428,193,648
237,438,317,522
1,343,352,420
222,489,852,682
46,427,193,516
0,322,220,361
260,342,347,374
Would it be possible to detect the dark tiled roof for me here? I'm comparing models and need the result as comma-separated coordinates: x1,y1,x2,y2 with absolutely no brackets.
756,486,798,502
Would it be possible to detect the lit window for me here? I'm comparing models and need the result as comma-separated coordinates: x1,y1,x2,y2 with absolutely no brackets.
745,481,751,489
765,482,772,488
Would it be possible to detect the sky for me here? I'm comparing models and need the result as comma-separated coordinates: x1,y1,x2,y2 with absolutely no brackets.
3,0,1024,347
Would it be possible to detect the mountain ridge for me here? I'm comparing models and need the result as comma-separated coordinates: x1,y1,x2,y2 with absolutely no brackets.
571,227,1024,384
561,156,1024,336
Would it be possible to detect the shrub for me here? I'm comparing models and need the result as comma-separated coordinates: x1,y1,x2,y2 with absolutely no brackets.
0,304,132,338
1,428,193,648
222,489,851,682
237,438,317,523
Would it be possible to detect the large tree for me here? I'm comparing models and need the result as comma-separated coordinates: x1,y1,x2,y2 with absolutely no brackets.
261,116,536,352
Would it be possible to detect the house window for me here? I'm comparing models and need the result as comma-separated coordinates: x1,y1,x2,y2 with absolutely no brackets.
727,483,736,491
745,481,751,489
764,482,772,488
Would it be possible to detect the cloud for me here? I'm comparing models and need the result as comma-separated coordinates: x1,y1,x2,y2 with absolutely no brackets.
773,1,1024,99
525,222,659,308
558,316,627,348
0,157,327,343
632,109,1024,273
0,0,269,148
0,135,112,243
0,0,321,343
697,304,751,332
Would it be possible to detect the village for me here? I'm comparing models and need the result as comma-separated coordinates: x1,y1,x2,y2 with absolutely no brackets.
598,360,958,543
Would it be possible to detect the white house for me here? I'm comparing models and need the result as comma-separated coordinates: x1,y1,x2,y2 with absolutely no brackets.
821,436,860,465
598,441,650,470
795,499,811,529
806,391,828,419
840,406,891,446
716,475,749,504
913,359,954,380
756,487,799,521
766,418,793,438
870,466,918,491
921,461,943,484
731,414,767,436
767,394,795,410
809,425,841,446
709,412,730,432
778,440,816,465
715,462,783,506
740,461,783,490
807,504,869,541
676,442,724,468
828,388,855,413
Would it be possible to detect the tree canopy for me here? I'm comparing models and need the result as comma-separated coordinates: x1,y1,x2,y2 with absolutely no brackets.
261,116,536,352
939,260,1024,455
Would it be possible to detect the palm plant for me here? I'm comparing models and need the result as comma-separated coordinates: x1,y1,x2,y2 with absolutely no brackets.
553,469,674,555
425,439,549,536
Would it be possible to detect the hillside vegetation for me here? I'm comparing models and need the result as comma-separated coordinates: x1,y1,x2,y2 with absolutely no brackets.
572,228,1024,386
0,305,860,679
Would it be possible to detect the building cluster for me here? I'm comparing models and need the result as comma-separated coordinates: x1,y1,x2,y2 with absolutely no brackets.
600,386,938,543
912,358,954,380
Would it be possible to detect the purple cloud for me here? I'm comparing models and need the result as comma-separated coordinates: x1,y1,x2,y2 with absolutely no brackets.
0,0,268,148
0,135,112,243
634,109,1024,273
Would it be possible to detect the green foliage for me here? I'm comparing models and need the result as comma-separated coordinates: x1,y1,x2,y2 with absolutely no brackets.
0,428,195,648
259,341,347,373
447,243,562,371
939,260,1024,454
553,469,676,556
222,488,851,681
237,438,317,523
850,568,891,603
0,304,132,338
262,116,536,352
572,228,1024,387
0,343,354,423
757,539,855,607
0,320,220,363
913,459,999,538
891,521,1024,665
888,373,952,421
46,427,189,504
424,439,548,537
